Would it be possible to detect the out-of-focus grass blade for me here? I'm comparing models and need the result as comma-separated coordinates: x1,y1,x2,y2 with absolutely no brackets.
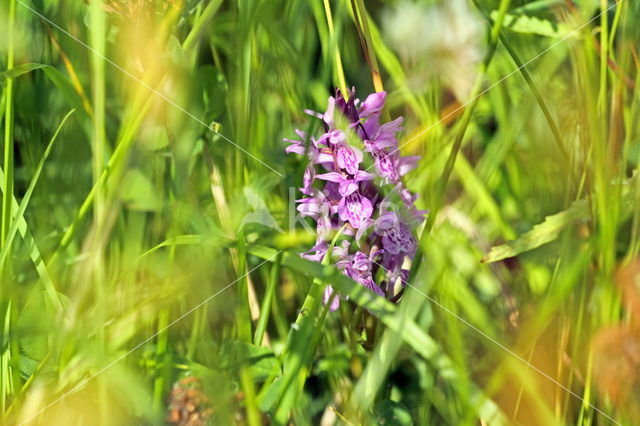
482,168,636,263
257,231,343,423
0,166,60,312
1,64,89,116
135,233,232,263
364,8,427,119
0,63,47,79
249,245,507,424
0,110,74,310
253,252,282,346
482,199,589,263
474,1,569,164
182,0,224,52
456,154,516,239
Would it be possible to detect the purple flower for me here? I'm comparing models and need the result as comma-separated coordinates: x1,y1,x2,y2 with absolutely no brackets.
381,223,416,255
301,241,328,262
296,194,327,219
316,170,375,197
301,166,315,195
375,150,399,181
323,285,340,311
283,129,307,155
360,275,385,297
334,88,359,123
352,251,373,274
332,240,351,261
342,248,386,298
398,155,420,177
335,143,363,175
358,91,387,119
284,87,425,310
338,192,373,229
364,117,404,153
373,211,399,233
373,211,417,255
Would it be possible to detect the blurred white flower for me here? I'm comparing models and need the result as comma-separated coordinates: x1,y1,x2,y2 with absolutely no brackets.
382,0,485,101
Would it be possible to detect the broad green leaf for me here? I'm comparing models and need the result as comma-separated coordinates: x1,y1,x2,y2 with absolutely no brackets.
138,125,170,151
18,290,54,362
372,400,414,426
315,344,351,375
120,169,163,212
482,199,588,263
167,35,188,67
218,341,281,381
197,65,228,123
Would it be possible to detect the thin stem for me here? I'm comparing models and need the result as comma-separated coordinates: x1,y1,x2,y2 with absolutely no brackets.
323,0,348,96
182,0,224,52
349,0,383,92
253,252,282,346
2,0,16,249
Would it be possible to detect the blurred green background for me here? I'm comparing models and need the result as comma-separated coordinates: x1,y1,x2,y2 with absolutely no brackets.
1,0,639,424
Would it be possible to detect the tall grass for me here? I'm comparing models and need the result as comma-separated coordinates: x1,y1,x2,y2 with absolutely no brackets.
0,0,639,425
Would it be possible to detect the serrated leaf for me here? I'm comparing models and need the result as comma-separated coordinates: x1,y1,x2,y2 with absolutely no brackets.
482,199,589,263
494,11,572,38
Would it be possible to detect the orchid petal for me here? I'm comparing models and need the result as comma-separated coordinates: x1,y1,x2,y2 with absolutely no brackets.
316,172,345,183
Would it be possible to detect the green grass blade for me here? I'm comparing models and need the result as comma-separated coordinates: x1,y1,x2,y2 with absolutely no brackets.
253,251,282,346
482,198,589,263
249,245,506,424
182,0,224,52
0,110,75,281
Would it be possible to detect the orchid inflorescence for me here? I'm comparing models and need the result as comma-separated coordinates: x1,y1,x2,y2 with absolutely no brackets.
285,88,426,311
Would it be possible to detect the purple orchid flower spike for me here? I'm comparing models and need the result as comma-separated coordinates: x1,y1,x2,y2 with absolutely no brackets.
284,88,426,311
